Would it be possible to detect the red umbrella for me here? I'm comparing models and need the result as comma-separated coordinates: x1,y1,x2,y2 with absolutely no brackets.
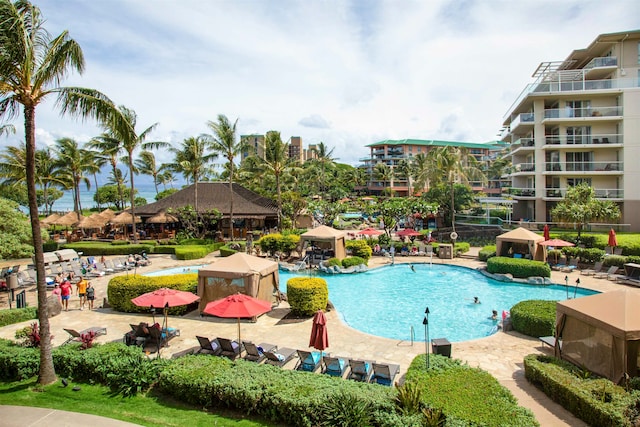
543,224,550,241
538,239,575,247
131,288,200,329
608,228,618,248
358,227,383,236
309,310,329,351
203,293,272,343
396,228,421,237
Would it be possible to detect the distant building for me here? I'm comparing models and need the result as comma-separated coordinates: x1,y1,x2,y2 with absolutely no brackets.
500,30,640,231
361,139,504,196
288,136,303,162
240,134,265,161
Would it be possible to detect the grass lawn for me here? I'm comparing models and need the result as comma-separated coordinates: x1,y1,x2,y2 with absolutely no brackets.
0,378,280,427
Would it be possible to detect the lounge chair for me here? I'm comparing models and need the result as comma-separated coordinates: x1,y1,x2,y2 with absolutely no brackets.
605,246,613,255
264,347,297,367
581,261,603,276
242,341,276,362
196,336,222,355
296,349,323,372
595,266,618,279
614,247,623,256
371,363,400,386
322,355,349,377
63,326,107,345
216,337,242,360
17,271,35,286
144,324,179,353
348,359,373,382
560,258,579,272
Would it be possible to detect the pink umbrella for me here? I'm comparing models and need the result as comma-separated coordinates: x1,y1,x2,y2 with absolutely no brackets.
608,228,618,248
543,224,550,241
309,310,329,351
358,227,383,236
203,293,272,343
131,288,200,329
396,228,421,238
538,239,575,247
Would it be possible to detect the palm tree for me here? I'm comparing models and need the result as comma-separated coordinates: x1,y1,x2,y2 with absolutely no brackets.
396,158,414,197
0,0,123,385
88,134,127,209
310,142,337,199
84,147,108,211
373,162,394,196
135,150,161,195
412,153,430,195
52,137,93,215
206,115,245,239
167,135,217,212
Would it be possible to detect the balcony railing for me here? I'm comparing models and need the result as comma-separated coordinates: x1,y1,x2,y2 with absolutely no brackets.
510,112,535,129
511,138,535,149
543,105,622,119
544,134,622,145
545,161,623,172
584,56,617,70
532,77,634,93
514,163,535,172
503,187,536,197
545,188,623,199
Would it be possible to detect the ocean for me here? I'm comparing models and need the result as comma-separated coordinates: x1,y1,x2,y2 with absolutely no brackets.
50,183,159,213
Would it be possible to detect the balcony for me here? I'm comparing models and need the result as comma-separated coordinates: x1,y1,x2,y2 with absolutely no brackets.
513,162,535,173
532,77,623,93
503,187,536,198
544,161,623,173
510,138,535,153
545,188,623,199
510,113,535,133
584,57,617,79
543,134,623,146
543,106,622,120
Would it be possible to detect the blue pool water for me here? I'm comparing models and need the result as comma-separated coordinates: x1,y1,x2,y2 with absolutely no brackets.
279,264,597,342
143,264,207,277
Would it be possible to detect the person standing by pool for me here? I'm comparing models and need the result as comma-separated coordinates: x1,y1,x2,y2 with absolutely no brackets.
59,278,72,311
51,283,62,303
85,282,95,310
76,276,89,311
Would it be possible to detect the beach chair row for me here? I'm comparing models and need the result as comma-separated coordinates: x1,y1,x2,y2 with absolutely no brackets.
195,336,400,385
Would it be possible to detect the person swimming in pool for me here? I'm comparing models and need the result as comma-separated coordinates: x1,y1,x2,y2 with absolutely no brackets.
490,310,498,321
473,296,480,304
410,264,416,272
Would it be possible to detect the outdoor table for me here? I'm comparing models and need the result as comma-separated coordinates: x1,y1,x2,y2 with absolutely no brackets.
431,338,452,358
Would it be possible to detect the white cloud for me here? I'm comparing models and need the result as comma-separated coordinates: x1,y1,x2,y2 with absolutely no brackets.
4,0,637,167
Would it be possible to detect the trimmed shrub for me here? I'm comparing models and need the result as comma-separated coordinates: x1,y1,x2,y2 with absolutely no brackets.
286,277,328,316
342,256,366,268
174,245,215,260
603,255,627,268
42,240,58,252
524,354,639,427
486,256,551,278
0,306,37,327
63,242,154,256
326,257,342,267
0,339,39,380
152,245,176,254
478,245,496,262
257,233,299,257
346,240,372,261
510,300,556,338
107,274,198,314
454,241,470,256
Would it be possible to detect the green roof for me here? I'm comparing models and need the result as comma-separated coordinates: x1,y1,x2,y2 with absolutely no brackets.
366,139,504,150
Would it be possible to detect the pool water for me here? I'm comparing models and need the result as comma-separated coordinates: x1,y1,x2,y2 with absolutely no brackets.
143,264,208,277
279,264,597,342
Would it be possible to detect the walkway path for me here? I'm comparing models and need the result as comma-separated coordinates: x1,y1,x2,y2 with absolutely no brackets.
0,249,626,426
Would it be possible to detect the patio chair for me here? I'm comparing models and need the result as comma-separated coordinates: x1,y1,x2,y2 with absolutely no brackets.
97,262,115,274
581,261,603,276
296,349,323,372
17,271,35,286
196,336,221,355
371,363,400,386
264,347,297,367
605,246,613,255
144,324,178,353
614,247,623,255
216,337,242,360
242,341,276,362
595,266,618,279
560,258,579,272
348,359,373,382
322,355,349,377
63,326,107,345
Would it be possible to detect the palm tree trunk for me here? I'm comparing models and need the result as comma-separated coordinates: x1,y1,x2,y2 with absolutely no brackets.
25,106,57,385
228,164,234,239
450,180,456,232
276,173,282,228
128,155,138,243
93,173,102,211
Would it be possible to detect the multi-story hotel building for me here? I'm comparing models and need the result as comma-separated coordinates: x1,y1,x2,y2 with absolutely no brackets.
362,139,504,196
240,134,265,162
501,30,640,231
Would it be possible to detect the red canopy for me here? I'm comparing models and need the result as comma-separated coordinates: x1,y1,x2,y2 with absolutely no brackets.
543,224,550,241
358,227,383,236
396,228,421,237
608,228,618,247
131,288,200,309
203,293,272,343
309,310,329,351
539,239,575,247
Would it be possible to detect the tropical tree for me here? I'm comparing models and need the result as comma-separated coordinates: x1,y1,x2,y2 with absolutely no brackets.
424,183,475,229
310,142,337,198
88,134,126,210
206,115,245,239
0,197,39,259
412,153,430,195
52,137,93,215
551,183,621,240
135,150,161,195
396,158,414,196
0,0,123,385
373,162,394,196
84,147,108,211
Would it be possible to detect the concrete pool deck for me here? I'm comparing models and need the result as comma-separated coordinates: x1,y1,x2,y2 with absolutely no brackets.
0,248,627,427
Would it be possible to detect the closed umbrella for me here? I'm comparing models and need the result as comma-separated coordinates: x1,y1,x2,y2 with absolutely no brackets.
309,310,329,352
608,228,618,248
203,293,272,343
543,224,550,241
131,288,200,329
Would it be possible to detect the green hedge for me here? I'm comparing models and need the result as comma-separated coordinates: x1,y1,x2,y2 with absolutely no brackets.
286,277,328,316
218,242,246,257
487,257,551,278
257,233,300,256
107,274,198,314
346,240,372,261
603,255,629,268
174,245,212,260
478,245,496,262
404,354,539,426
152,245,176,255
342,256,367,268
63,242,154,256
0,307,37,327
0,339,39,380
510,300,556,338
524,354,640,427
561,247,605,263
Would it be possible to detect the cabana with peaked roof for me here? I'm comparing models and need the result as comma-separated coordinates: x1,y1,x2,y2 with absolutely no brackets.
495,227,545,261
555,289,640,383
197,253,279,313
300,225,347,260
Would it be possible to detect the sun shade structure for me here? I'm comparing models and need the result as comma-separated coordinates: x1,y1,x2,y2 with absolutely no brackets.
300,225,347,260
396,228,422,237
51,211,84,227
309,310,329,351
539,239,575,247
358,228,384,236
203,293,272,343
110,211,142,224
77,213,108,229
197,253,279,313
146,210,179,224
131,288,200,330
556,289,640,383
40,213,60,226
495,227,546,261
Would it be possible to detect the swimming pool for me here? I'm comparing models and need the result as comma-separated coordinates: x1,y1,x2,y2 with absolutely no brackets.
143,264,208,277
279,264,597,342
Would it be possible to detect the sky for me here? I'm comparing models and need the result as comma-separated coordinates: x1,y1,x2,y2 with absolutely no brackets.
2,0,639,170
